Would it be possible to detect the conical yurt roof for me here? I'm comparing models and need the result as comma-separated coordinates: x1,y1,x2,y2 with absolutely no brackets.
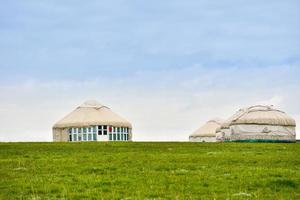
190,118,224,137
53,100,132,128
220,105,295,129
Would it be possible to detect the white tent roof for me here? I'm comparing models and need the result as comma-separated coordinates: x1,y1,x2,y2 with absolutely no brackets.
220,105,296,129
190,118,224,137
53,100,132,128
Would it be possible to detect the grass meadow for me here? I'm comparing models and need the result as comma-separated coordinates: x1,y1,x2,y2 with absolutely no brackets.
0,142,299,199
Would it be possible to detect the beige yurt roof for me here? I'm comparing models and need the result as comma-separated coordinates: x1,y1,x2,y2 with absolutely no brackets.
221,105,296,128
53,100,132,129
190,118,224,137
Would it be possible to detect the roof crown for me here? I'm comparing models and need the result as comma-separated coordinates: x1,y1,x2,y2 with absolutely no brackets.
79,100,106,109
220,105,295,128
53,100,132,128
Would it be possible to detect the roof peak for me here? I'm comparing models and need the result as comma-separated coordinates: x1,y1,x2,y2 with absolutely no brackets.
220,104,295,128
79,100,107,109
242,105,285,114
207,118,224,124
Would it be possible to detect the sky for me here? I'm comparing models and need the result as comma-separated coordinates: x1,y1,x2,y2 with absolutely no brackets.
0,0,299,141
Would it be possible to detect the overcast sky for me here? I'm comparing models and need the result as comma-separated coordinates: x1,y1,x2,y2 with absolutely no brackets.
0,0,299,141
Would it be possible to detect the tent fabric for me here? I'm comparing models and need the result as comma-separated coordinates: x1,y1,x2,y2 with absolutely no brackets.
217,105,296,142
53,100,132,129
221,105,295,128
220,108,246,129
53,128,69,142
227,125,295,142
231,124,295,136
190,118,223,137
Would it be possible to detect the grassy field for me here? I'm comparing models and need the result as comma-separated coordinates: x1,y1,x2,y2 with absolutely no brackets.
0,142,299,200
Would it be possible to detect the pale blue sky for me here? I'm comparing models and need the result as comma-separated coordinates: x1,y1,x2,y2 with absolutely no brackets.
0,0,299,141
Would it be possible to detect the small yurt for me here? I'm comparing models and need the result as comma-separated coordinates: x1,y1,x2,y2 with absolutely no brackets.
189,118,223,142
216,105,296,142
53,100,132,142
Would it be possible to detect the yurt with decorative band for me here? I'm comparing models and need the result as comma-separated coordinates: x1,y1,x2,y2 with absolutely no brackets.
216,105,296,142
52,100,132,142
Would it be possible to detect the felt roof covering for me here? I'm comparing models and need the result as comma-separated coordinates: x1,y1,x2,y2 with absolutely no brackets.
220,105,296,128
53,100,132,128
190,118,224,137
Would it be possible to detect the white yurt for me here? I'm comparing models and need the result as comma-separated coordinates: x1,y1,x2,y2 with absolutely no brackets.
53,100,132,142
189,118,223,142
216,105,296,142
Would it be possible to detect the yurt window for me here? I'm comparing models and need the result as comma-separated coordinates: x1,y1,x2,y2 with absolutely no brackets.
109,134,112,141
78,134,82,141
88,134,92,141
121,134,124,141
98,126,102,135
93,133,97,141
103,126,107,135
83,128,87,133
73,134,77,141
88,127,92,132
78,128,82,133
83,134,87,141
113,134,116,141
117,133,120,141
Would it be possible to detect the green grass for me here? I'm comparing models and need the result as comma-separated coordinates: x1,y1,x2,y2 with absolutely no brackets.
0,142,300,200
